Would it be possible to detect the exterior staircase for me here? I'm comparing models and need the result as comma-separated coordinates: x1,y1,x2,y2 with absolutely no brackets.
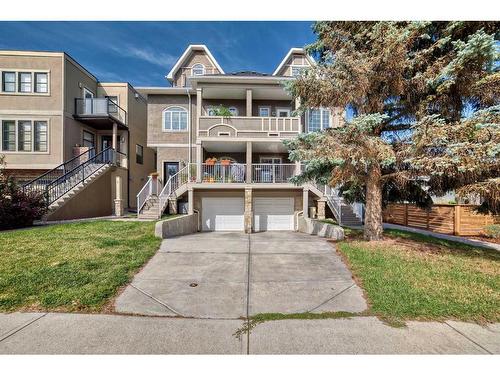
23,147,116,213
318,184,364,227
137,165,190,220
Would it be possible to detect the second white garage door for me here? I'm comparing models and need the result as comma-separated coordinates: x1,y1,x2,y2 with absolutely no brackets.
202,197,244,231
254,197,295,231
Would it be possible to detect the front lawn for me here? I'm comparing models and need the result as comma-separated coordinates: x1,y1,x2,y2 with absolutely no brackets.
336,229,500,323
0,220,161,312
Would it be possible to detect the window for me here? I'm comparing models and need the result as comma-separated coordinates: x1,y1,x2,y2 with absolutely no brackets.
107,96,118,113
192,63,205,76
277,108,291,117
2,120,16,151
307,108,331,132
163,106,188,131
34,121,48,152
82,130,95,148
34,72,48,93
207,107,217,116
291,66,306,77
258,107,270,117
18,121,32,152
18,72,32,93
228,106,238,116
136,144,143,164
2,72,16,92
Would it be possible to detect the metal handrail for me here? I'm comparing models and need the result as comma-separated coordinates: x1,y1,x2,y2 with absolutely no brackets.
137,176,153,213
158,165,190,216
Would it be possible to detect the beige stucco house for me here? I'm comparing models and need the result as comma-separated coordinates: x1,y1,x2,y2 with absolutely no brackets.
137,45,361,231
0,50,155,219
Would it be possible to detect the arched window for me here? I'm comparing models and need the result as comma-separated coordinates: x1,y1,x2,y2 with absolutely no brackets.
192,63,205,76
163,106,188,131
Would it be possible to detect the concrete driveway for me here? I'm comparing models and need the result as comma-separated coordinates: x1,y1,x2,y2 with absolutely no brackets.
115,231,367,319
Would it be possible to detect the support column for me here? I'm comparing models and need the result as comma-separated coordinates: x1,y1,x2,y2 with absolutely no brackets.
295,161,302,176
246,89,252,117
246,141,252,183
196,88,202,129
303,188,309,218
295,97,302,133
244,187,253,233
317,199,326,220
196,142,202,182
114,175,124,217
168,198,178,215
112,122,118,163
188,187,194,215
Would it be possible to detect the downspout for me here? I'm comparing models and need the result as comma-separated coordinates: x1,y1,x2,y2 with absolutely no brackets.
186,88,192,164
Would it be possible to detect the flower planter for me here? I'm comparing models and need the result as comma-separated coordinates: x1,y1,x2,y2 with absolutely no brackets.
220,160,231,166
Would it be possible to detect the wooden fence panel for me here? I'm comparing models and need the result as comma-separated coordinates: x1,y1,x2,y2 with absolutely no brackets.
383,203,498,236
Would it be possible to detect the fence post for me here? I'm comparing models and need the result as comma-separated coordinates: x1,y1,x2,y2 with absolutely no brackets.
454,205,461,236
404,204,409,226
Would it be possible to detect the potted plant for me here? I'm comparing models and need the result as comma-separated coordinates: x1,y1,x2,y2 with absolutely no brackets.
205,157,217,165
220,158,231,166
212,105,233,117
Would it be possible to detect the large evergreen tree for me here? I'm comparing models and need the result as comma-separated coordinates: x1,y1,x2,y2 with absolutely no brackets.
285,21,500,240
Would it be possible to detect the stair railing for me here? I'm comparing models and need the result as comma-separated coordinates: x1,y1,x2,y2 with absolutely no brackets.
23,147,114,206
158,165,190,216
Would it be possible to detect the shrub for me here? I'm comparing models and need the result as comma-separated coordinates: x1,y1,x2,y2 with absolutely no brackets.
0,156,48,230
484,224,500,239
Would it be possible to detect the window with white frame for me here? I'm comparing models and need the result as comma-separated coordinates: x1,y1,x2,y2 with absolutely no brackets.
34,121,48,152
228,106,238,116
259,107,270,117
2,72,16,92
0,120,48,152
307,108,331,132
18,121,32,151
163,106,188,131
34,72,48,93
192,64,205,76
291,66,307,77
18,72,32,93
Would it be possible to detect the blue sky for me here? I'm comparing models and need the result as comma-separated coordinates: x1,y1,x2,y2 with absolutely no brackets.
0,21,316,87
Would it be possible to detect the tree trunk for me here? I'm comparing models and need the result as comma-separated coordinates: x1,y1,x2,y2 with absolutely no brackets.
364,164,383,241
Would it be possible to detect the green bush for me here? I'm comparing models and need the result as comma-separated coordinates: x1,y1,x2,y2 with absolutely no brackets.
484,224,500,239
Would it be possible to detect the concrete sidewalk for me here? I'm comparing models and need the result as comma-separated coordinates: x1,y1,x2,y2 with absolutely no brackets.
384,223,500,251
0,312,498,354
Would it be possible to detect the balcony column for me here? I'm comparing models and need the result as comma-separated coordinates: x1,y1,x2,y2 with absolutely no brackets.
188,187,194,215
246,141,252,183
295,161,302,176
196,142,202,183
303,188,309,218
196,88,202,128
246,89,252,117
295,97,302,133
112,122,118,163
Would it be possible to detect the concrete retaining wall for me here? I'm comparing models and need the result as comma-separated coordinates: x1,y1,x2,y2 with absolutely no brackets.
298,217,344,240
155,214,199,239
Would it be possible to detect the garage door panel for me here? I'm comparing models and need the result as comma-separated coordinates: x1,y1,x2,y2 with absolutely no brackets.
254,197,294,231
202,197,244,231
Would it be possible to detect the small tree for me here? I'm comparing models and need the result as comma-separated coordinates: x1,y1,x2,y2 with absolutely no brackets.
286,21,500,240
0,155,48,230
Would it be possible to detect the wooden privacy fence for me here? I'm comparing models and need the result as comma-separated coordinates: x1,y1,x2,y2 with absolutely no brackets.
383,203,499,236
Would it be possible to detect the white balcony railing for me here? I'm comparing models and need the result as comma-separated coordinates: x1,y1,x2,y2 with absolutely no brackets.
198,116,300,138
200,163,246,183
251,164,296,183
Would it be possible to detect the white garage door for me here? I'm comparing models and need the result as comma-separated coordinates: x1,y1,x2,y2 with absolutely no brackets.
254,197,294,231
202,197,244,231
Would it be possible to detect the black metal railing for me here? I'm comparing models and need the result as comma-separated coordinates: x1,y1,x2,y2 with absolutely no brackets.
74,98,127,126
23,148,115,206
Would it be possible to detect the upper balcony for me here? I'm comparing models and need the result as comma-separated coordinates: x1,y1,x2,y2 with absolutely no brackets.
198,116,300,139
74,98,127,130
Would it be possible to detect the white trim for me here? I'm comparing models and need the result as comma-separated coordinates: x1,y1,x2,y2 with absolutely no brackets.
166,45,224,81
272,48,316,76
0,117,50,154
0,69,50,96
147,143,194,148
259,156,283,163
276,107,291,117
206,123,238,134
191,63,205,76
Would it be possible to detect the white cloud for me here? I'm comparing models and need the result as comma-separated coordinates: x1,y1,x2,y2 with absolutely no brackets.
111,45,177,68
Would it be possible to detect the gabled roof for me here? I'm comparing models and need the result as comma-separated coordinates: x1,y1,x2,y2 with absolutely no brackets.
272,47,316,76
166,45,224,82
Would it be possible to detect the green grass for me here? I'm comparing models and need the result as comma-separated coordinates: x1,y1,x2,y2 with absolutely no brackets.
0,220,161,312
336,228,500,323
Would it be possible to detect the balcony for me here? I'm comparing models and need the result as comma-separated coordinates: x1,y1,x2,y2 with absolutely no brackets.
198,116,300,139
74,98,127,129
191,163,297,184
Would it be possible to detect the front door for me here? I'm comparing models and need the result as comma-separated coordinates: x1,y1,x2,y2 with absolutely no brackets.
83,88,94,114
101,135,120,152
163,161,180,183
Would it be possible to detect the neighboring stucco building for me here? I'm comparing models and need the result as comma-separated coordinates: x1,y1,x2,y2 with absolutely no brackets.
0,50,155,218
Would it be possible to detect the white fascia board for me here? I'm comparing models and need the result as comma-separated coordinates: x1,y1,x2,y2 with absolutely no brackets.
166,45,225,81
272,47,316,76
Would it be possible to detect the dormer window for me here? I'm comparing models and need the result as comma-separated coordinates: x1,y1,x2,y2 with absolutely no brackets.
192,64,205,76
